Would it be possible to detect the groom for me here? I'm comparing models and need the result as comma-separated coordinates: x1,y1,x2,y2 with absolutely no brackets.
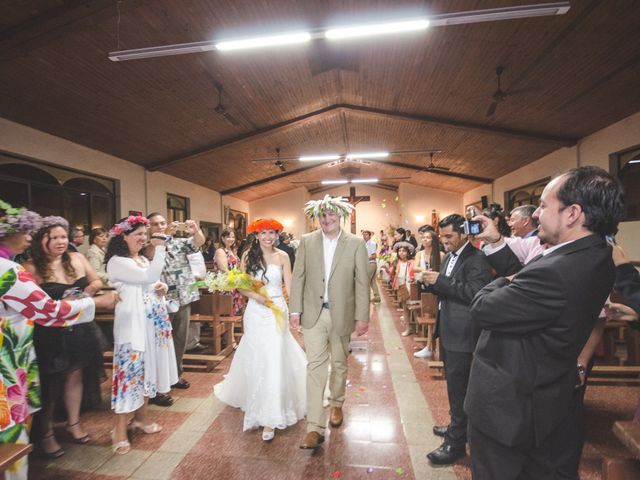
290,195,371,449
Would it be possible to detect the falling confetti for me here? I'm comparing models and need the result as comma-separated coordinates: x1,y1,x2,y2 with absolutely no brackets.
395,196,399,201
395,467,405,476
367,467,374,473
331,470,342,479
359,386,366,392
382,385,388,389
355,393,361,398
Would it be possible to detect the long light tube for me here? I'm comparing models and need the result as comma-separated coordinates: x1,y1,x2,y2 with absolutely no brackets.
346,152,389,159
215,31,311,51
299,154,341,162
321,179,349,185
351,178,379,183
629,159,640,164
325,19,429,40
108,3,570,61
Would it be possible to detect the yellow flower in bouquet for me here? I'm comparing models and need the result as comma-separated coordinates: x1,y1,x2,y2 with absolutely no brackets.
194,268,286,331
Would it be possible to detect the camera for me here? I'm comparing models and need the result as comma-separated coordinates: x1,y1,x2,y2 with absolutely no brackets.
174,222,187,232
463,220,483,235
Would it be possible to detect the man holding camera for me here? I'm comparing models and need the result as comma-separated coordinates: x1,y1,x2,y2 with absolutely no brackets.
464,166,624,479
146,213,205,406
418,214,493,465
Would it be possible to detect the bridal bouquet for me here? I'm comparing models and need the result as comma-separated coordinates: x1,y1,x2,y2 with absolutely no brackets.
193,268,286,331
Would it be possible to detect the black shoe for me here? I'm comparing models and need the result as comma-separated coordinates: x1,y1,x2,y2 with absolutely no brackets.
432,424,449,437
426,442,466,465
172,378,190,389
149,393,174,407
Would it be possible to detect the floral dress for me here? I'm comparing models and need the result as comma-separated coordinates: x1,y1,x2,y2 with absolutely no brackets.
0,258,95,480
220,249,245,316
109,256,178,414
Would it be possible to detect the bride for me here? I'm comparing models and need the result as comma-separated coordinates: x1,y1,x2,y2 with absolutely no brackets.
213,219,306,441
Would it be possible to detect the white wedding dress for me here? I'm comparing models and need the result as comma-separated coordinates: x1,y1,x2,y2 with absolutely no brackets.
214,264,307,431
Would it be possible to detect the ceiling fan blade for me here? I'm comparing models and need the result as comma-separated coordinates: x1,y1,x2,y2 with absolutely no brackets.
427,165,450,172
379,176,411,180
486,101,498,117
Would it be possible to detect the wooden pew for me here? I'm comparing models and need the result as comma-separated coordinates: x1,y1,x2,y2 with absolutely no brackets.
0,443,32,473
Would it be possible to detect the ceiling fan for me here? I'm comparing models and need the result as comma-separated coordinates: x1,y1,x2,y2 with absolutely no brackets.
416,150,449,173
485,66,531,117
211,79,241,127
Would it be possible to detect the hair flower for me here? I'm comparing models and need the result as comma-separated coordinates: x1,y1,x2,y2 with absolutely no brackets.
109,215,149,237
247,219,284,234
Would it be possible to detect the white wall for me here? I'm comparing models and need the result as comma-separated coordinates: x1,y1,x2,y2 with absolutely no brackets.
0,117,249,226
249,187,309,239
309,185,401,237
462,111,640,260
398,183,463,233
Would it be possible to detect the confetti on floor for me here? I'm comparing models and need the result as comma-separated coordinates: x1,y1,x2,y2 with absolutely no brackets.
331,469,342,478
395,466,405,476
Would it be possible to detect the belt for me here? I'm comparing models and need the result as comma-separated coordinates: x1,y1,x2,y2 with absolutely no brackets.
322,302,330,309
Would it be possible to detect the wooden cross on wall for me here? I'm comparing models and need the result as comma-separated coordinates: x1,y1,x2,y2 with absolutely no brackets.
347,186,370,234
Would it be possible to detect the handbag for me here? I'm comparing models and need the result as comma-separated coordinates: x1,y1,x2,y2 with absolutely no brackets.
187,251,207,280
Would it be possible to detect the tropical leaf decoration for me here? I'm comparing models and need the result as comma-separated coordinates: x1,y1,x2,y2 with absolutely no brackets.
304,195,354,219
0,268,17,297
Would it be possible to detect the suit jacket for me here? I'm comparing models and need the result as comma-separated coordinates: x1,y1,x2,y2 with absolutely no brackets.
421,243,493,353
464,234,614,448
289,229,370,336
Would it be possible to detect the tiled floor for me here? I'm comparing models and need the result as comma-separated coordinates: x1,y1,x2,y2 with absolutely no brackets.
28,288,640,479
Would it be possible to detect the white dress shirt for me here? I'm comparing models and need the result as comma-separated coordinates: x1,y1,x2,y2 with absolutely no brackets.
445,241,469,277
322,230,341,303
365,239,377,263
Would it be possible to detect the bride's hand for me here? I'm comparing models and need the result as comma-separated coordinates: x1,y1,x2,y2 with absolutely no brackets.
253,294,268,305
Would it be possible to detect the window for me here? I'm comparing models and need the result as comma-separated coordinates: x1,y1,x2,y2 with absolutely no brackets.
505,178,549,213
0,152,117,231
610,145,640,221
167,193,189,222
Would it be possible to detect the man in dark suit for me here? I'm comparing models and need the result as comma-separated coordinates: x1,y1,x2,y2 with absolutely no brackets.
276,231,295,268
465,166,625,479
419,214,493,465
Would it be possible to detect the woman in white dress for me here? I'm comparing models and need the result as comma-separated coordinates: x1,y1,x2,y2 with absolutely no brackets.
106,216,179,454
214,219,306,442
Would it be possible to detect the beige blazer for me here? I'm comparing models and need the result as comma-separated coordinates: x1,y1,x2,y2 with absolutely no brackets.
289,229,370,336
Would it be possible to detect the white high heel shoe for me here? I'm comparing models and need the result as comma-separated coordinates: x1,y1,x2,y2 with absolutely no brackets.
262,427,275,442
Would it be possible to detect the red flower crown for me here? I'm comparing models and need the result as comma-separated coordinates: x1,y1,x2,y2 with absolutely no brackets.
246,218,284,234
109,215,150,237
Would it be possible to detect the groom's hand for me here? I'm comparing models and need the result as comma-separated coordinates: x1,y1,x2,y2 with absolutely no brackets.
289,313,300,330
355,321,368,336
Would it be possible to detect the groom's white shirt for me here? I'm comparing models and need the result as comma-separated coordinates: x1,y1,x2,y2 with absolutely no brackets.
322,230,341,303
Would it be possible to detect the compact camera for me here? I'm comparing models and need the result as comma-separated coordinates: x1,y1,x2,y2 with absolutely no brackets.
463,203,483,235
463,220,483,235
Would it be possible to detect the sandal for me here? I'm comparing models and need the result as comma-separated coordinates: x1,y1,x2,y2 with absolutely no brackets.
112,439,131,455
130,420,162,434
39,434,65,459
66,422,90,444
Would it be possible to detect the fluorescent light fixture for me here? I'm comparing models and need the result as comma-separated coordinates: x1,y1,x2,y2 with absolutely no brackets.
429,2,570,27
346,152,389,159
299,154,342,162
325,19,429,40
351,178,379,183
629,159,640,164
109,41,218,61
321,179,349,185
215,31,311,51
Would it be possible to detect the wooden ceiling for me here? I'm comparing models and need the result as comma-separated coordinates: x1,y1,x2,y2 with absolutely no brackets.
1,1,639,201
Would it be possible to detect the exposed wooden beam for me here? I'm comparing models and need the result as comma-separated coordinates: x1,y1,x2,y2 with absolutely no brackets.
0,1,152,60
308,182,397,195
366,158,493,184
220,163,326,196
150,103,578,172
147,105,342,171
343,104,578,147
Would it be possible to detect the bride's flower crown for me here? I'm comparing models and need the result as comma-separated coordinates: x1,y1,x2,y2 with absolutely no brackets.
109,215,149,237
0,199,42,238
304,194,354,219
247,218,284,234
